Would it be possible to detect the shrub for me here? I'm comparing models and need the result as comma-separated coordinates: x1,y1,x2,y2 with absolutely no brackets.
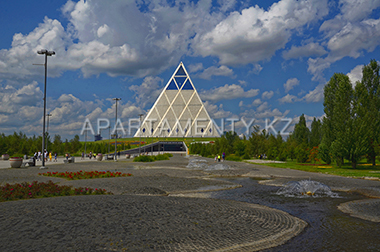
225,154,242,162
242,153,251,160
154,154,170,161
133,155,155,162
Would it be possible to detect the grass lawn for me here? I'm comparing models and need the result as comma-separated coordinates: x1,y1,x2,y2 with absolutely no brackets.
246,159,380,179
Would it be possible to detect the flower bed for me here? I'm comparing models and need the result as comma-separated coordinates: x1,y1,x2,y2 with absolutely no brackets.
0,181,112,202
39,170,132,180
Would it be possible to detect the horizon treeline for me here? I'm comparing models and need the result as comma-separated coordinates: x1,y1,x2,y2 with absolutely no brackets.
0,133,130,157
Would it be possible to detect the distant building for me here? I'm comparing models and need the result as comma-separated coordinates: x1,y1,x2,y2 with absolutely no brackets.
134,62,220,138
94,134,102,141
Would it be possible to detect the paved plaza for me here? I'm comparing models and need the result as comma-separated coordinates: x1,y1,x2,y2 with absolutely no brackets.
0,154,379,251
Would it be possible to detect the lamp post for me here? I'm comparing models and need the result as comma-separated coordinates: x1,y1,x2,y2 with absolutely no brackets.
37,49,55,169
151,121,155,156
46,113,52,151
139,114,144,156
113,98,121,161
157,126,161,155
108,126,111,154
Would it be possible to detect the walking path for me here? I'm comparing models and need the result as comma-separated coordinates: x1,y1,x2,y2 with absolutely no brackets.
0,155,379,251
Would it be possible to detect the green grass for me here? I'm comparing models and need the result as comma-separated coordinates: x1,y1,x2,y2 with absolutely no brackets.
246,159,380,179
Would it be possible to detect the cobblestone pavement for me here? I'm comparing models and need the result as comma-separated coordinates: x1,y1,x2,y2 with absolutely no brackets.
0,195,306,251
338,198,380,222
0,154,379,251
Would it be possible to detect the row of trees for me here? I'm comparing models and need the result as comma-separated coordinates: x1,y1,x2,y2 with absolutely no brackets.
190,60,380,168
0,133,130,157
189,116,321,164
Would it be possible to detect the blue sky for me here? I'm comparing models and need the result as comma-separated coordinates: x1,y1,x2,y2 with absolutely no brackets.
0,0,380,140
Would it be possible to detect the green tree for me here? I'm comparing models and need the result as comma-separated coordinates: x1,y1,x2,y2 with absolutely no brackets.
322,73,353,167
357,60,380,166
310,117,322,148
70,135,81,154
293,114,310,145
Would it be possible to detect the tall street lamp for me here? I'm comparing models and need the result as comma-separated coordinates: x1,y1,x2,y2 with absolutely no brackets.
37,49,55,169
46,113,52,151
139,114,144,156
113,98,121,161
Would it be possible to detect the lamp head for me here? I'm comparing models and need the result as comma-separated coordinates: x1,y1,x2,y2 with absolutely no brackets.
37,49,55,56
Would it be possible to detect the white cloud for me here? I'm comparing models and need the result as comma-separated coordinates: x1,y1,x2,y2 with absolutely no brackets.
262,91,274,100
284,78,300,92
197,65,235,79
256,102,269,113
252,98,262,106
204,101,233,118
251,64,263,75
129,76,164,108
301,84,324,102
308,1,380,82
347,64,364,87
188,63,203,73
200,84,259,102
278,94,298,103
193,0,329,65
282,42,327,59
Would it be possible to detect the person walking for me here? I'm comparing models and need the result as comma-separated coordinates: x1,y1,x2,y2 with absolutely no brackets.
54,153,57,162
49,152,52,162
218,154,221,162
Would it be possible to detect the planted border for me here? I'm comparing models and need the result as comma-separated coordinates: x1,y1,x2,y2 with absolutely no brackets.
39,170,132,180
0,181,112,202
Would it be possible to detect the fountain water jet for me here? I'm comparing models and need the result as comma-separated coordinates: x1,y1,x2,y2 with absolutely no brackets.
276,180,340,198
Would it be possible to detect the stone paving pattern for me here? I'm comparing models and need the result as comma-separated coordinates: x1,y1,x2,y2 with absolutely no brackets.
0,154,379,251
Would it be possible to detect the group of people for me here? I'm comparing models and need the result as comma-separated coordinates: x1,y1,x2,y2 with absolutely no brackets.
34,150,58,162
215,153,225,162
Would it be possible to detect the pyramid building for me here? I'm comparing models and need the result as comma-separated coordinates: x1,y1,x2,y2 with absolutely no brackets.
134,62,220,138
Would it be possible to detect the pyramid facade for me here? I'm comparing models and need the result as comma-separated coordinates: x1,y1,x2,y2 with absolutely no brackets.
134,62,220,138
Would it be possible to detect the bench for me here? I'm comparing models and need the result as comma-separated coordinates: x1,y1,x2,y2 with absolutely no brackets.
22,158,35,167
63,157,75,163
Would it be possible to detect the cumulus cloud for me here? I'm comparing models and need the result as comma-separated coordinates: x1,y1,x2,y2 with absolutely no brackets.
200,84,259,102
261,91,274,100
278,94,299,103
301,84,324,103
129,76,164,108
193,0,329,65
308,1,380,82
197,65,235,79
284,78,300,92
252,98,262,106
282,42,327,59
188,63,204,73
204,101,233,118
347,64,364,87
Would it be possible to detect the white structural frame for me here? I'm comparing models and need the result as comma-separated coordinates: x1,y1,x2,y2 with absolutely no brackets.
134,62,219,138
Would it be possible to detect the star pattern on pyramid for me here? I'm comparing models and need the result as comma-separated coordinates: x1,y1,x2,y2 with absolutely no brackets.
134,62,220,138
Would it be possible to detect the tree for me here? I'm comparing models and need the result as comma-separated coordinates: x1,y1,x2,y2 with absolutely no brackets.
293,114,310,145
322,73,353,167
357,60,380,166
70,135,81,154
310,118,322,148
